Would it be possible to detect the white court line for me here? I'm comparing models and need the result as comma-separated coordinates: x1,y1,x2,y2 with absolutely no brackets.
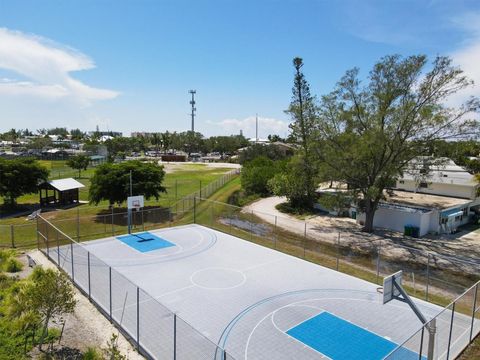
244,302,331,360
156,284,196,299
242,257,285,272
243,296,438,360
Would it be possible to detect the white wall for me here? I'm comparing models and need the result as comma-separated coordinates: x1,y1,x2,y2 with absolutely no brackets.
357,206,433,236
395,179,476,199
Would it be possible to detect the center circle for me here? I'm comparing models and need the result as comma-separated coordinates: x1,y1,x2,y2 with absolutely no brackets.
190,267,246,290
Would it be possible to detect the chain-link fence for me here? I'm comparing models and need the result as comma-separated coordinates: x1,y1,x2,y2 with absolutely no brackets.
192,198,480,359
36,215,236,360
384,282,479,360
1,169,240,248
30,193,480,359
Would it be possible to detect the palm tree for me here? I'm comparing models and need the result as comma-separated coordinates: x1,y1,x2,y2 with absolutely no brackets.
151,133,161,156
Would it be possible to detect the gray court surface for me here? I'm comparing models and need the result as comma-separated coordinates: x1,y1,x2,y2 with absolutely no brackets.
52,224,474,360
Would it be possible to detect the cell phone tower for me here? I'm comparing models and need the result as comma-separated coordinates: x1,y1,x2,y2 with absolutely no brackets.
189,90,196,132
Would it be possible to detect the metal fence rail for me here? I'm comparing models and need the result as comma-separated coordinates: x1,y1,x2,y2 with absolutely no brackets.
36,214,236,360
29,191,480,359
1,169,240,248
192,197,480,359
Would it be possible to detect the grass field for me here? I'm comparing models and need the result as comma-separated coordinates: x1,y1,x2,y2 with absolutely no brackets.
1,161,234,224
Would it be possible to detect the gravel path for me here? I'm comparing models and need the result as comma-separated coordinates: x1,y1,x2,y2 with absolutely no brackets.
244,197,480,272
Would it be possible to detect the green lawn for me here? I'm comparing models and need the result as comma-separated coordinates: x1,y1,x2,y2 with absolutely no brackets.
0,162,238,247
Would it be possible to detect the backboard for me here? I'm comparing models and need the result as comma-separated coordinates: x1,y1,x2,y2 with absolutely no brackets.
383,271,403,304
127,195,144,210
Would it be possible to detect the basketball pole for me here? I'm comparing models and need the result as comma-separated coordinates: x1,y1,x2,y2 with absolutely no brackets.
393,279,436,360
128,171,133,234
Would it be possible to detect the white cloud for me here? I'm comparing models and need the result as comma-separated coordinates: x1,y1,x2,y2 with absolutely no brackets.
0,28,119,105
209,115,290,138
448,13,480,108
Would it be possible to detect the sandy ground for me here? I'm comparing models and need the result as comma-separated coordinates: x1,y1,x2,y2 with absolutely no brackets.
28,250,144,360
160,161,240,173
244,196,480,273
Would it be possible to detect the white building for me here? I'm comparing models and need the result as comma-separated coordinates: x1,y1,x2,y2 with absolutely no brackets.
356,158,480,236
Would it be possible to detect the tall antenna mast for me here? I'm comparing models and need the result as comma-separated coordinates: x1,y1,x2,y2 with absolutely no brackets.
189,90,196,132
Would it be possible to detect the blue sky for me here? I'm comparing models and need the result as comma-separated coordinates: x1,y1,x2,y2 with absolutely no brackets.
0,0,479,138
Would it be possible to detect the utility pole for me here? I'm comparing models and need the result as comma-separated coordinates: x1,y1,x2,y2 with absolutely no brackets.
189,90,196,132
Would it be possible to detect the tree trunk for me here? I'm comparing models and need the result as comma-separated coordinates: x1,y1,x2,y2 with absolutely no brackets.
38,315,50,351
362,200,376,233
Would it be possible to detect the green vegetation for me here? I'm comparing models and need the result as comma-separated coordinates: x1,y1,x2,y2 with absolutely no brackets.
241,156,284,196
83,347,103,360
66,155,90,178
0,250,23,273
0,257,76,359
89,160,166,206
0,158,49,208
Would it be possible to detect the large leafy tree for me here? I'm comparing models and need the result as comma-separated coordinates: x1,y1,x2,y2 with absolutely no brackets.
89,160,166,206
66,154,90,178
0,158,49,207
317,55,479,232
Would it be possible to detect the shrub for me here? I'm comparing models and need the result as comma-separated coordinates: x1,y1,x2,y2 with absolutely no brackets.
83,347,104,360
241,156,284,196
4,257,23,273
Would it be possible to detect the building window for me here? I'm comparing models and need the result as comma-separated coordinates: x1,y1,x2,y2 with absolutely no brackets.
399,180,404,184
419,182,428,188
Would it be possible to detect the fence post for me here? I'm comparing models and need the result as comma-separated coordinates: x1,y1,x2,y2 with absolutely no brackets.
250,211,254,242
56,231,60,265
36,216,40,249
376,246,380,284
336,233,340,271
274,216,277,250
87,252,91,300
470,283,478,342
426,253,430,301
175,179,178,200
199,180,202,199
173,314,177,360
136,286,140,351
109,267,112,321
193,197,196,224
70,242,75,282
303,222,307,258
446,302,456,360
111,208,115,236
76,208,80,241
10,224,14,248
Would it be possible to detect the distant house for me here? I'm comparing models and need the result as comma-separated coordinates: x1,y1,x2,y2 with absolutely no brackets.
356,158,480,236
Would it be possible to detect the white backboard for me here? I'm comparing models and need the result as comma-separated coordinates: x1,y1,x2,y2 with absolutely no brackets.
383,271,403,304
127,195,144,210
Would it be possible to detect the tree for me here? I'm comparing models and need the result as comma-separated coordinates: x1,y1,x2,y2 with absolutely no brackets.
67,154,90,178
241,156,283,195
151,133,162,155
316,55,479,232
6,267,76,350
0,158,49,207
89,160,167,206
238,143,291,164
268,154,317,208
70,128,85,140
275,57,319,208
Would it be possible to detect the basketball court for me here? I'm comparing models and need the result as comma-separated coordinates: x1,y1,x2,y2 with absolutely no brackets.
49,224,475,359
